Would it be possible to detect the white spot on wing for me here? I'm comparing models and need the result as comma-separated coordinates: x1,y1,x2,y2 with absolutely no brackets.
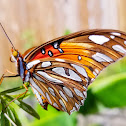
30,78,45,97
78,56,82,60
71,64,88,78
27,60,40,69
59,90,68,102
55,58,65,62
33,74,45,82
70,107,76,114
32,87,37,94
48,87,56,97
74,88,84,98
112,45,126,54
89,35,109,44
52,67,82,82
111,32,121,36
59,99,66,111
25,71,30,82
36,92,43,104
81,99,85,105
63,87,73,98
83,86,87,91
32,87,44,105
75,102,80,110
95,69,99,74
124,41,126,45
93,71,97,76
69,69,82,81
37,71,63,83
53,102,59,108
92,52,113,62
42,61,51,67
110,35,115,39
46,92,52,104
54,42,58,48
83,91,87,98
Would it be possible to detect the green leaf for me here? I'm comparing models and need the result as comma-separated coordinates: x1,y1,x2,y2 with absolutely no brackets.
9,106,22,126
6,107,15,123
4,95,40,119
1,111,10,126
28,104,77,126
17,100,40,120
0,86,24,95
11,92,30,100
79,89,99,115
90,73,126,107
1,99,10,126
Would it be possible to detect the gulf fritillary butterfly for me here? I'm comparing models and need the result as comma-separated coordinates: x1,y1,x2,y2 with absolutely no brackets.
1,23,126,115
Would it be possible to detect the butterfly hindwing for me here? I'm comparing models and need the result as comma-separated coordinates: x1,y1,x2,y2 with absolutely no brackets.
29,59,87,114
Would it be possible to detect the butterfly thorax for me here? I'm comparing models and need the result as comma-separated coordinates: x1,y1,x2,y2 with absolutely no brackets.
17,56,26,81
11,49,29,82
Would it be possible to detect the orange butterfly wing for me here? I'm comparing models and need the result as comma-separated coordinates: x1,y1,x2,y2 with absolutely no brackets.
23,29,126,114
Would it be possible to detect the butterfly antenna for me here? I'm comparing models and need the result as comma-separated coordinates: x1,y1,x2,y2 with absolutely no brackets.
0,23,15,50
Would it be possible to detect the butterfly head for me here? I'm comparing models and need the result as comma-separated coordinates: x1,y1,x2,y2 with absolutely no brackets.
12,48,19,58
10,47,20,62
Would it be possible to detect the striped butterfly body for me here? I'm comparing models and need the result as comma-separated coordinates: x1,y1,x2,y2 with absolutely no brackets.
4,29,126,114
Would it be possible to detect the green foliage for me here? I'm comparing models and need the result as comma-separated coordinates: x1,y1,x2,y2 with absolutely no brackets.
79,89,99,115
28,105,77,126
0,86,40,126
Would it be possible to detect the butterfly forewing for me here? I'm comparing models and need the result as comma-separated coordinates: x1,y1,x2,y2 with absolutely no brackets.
23,29,126,114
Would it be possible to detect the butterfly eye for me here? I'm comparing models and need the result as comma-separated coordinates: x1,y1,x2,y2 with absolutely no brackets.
12,50,18,57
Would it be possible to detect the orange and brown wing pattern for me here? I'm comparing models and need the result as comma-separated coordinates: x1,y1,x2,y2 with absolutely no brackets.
23,29,126,114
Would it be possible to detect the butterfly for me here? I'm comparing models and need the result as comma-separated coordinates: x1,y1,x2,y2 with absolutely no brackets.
1,23,126,115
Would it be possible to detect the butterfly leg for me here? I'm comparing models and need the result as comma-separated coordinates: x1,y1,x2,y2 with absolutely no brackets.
0,69,19,85
5,83,29,108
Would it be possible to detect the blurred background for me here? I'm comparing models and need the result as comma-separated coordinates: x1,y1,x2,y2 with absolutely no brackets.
1,0,126,126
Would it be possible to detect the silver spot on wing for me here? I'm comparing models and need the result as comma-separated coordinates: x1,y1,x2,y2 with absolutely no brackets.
70,107,76,114
63,87,73,98
83,91,87,98
46,92,52,104
48,87,56,97
30,78,45,97
26,60,40,69
78,56,82,60
81,99,85,105
92,52,113,62
42,61,51,67
112,45,126,54
71,64,88,78
37,71,63,83
52,67,82,82
32,87,44,105
59,90,68,102
59,99,66,111
33,73,45,82
89,35,109,44
53,102,59,108
74,88,84,98
55,58,65,62
111,32,121,36
75,102,80,110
